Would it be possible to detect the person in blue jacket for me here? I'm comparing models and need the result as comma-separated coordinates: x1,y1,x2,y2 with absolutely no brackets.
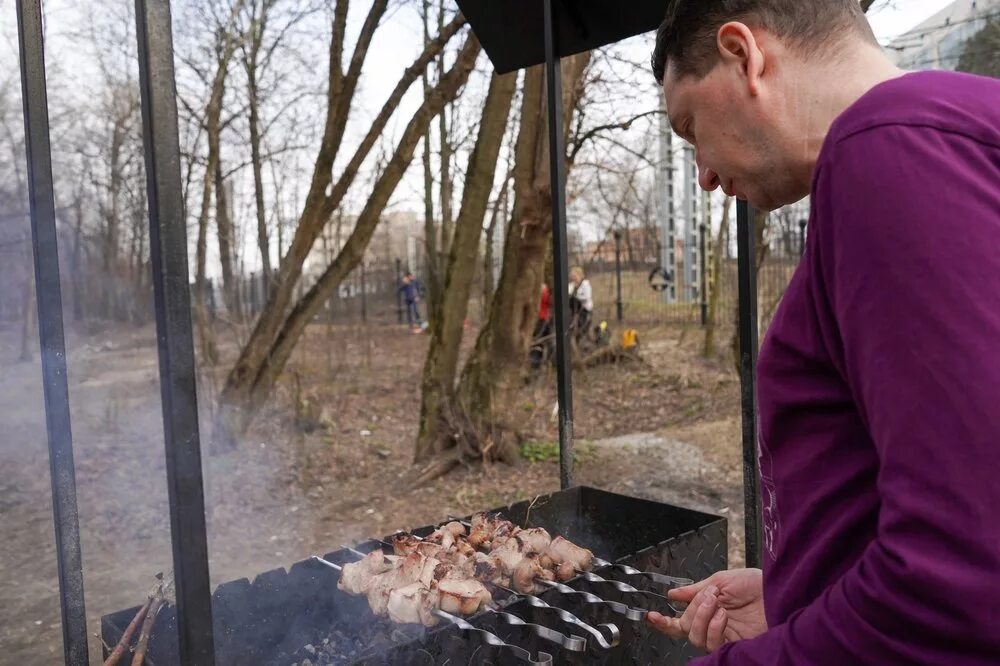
398,272,424,332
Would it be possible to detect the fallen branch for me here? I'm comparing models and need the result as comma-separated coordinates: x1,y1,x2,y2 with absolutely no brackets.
411,449,464,488
102,596,151,666
573,345,648,370
130,596,164,666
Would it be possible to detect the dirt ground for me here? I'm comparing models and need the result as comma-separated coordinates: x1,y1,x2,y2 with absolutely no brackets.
0,317,746,665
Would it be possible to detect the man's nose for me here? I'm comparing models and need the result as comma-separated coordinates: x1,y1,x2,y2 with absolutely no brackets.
699,164,720,192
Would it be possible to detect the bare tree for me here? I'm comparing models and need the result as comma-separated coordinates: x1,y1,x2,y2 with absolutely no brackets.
420,0,439,326
238,0,321,295
180,0,246,360
214,7,476,448
415,70,518,466
703,196,732,357
430,54,591,469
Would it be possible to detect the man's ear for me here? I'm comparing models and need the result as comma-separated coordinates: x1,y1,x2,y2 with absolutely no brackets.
717,21,765,96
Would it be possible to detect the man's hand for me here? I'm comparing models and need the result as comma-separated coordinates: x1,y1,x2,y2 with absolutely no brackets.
647,568,767,653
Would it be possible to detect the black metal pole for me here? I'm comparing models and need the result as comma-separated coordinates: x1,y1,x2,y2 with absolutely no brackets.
15,3,89,663
543,0,575,490
699,223,708,326
395,257,403,324
736,199,761,569
134,1,216,663
613,230,623,323
798,219,807,258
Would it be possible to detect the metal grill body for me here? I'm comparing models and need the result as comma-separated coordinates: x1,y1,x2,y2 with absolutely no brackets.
102,486,726,665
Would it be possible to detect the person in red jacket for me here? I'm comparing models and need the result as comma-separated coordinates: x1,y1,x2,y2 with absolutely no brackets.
529,283,553,371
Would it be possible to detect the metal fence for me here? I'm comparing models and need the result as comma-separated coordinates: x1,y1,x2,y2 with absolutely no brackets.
204,257,414,325
574,216,805,330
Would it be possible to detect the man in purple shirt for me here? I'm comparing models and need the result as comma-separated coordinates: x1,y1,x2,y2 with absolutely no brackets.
645,1,1000,663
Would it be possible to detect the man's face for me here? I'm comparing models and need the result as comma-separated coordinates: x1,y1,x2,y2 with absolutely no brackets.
662,41,807,211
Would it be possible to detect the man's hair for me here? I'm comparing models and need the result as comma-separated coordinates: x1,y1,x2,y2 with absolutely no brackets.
651,0,877,83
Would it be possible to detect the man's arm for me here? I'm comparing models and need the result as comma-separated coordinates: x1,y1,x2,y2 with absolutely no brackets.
699,126,1000,664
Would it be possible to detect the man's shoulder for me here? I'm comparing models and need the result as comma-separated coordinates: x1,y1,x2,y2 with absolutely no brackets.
828,70,1000,150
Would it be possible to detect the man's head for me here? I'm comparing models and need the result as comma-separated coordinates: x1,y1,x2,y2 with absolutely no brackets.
652,0,883,211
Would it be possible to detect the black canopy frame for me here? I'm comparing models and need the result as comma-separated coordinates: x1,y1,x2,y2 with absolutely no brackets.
14,0,762,663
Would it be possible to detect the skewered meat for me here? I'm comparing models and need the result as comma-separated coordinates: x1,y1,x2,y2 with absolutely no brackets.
364,553,429,615
511,554,556,595
471,551,509,587
338,551,391,595
387,583,440,626
437,578,493,615
467,513,515,550
491,537,529,576
515,527,552,554
393,534,474,561
339,517,598,627
556,562,577,582
544,536,594,573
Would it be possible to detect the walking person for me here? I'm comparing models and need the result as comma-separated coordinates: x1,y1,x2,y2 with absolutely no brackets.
568,266,594,342
398,272,424,332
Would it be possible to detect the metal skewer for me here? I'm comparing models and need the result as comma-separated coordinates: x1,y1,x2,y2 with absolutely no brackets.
316,554,580,655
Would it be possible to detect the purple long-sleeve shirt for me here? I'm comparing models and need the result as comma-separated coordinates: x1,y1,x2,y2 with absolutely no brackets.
697,71,1000,664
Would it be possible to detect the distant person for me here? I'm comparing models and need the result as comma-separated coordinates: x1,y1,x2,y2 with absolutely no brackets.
568,266,593,340
398,272,423,332
530,282,553,370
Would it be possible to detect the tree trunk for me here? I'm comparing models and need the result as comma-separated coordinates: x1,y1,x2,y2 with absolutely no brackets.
420,0,439,328
103,117,125,320
213,31,480,448
435,0,453,288
481,188,503,321
215,159,239,318
71,193,85,322
194,160,215,362
454,54,590,460
703,196,731,357
193,8,243,361
216,4,461,443
415,70,517,463
437,0,453,275
247,46,271,295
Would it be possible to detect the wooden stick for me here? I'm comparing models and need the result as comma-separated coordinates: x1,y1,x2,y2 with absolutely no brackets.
102,596,152,666
130,597,164,666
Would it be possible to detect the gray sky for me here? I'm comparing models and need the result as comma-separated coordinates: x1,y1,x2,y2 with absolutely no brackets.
0,0,963,273
868,0,958,40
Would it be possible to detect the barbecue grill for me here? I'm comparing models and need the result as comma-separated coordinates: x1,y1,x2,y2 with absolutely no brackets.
102,486,726,664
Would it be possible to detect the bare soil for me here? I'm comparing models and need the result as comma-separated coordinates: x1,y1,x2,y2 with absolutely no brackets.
0,318,745,665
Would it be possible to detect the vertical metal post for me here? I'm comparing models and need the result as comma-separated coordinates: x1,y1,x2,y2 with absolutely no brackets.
134,1,216,663
736,199,761,569
395,257,403,324
613,230,623,323
543,0,575,489
699,223,708,326
798,219,807,258
15,3,89,663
